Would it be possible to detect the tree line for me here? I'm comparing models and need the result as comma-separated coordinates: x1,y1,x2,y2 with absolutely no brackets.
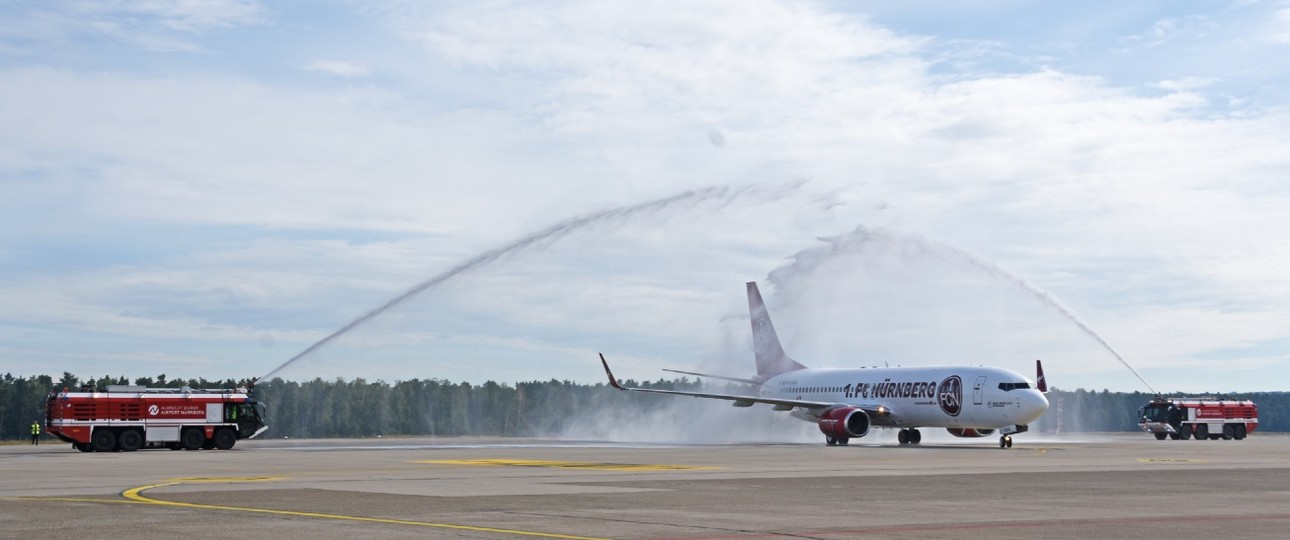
2,372,1287,440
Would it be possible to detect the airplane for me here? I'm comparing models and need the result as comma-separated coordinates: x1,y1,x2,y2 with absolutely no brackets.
599,281,1050,448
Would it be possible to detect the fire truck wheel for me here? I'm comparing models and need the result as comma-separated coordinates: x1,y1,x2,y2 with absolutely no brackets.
180,428,204,450
213,428,237,450
1235,424,1247,440
1221,425,1235,440
91,429,116,452
75,443,92,452
1169,433,1180,440
1193,424,1208,440
118,429,143,452
1179,427,1191,440
1154,432,1167,440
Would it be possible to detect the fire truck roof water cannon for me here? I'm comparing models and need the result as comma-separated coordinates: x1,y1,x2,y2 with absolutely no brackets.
1138,396,1257,441
45,382,267,452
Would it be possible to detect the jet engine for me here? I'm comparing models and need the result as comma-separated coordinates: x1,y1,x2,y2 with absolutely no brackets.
945,427,995,438
818,407,870,439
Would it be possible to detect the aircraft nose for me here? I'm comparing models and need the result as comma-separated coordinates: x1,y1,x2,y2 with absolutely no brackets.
1022,390,1049,423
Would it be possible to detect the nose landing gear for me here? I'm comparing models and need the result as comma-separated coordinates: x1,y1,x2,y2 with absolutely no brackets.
999,435,1013,448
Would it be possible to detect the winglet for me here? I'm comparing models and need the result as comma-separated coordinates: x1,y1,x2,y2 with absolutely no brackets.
1036,359,1048,393
599,353,626,390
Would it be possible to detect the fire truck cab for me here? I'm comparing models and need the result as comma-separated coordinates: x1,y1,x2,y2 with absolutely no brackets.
45,385,267,452
1138,397,1256,441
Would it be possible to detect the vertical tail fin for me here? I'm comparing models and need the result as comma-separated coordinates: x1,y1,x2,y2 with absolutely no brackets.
747,282,808,378
1035,359,1048,393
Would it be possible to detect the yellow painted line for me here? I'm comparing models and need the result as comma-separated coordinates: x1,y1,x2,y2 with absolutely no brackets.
415,458,722,471
19,476,607,540
1138,458,1208,463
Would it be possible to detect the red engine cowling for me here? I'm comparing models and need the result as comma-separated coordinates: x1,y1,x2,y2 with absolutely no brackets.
818,407,870,439
946,428,996,438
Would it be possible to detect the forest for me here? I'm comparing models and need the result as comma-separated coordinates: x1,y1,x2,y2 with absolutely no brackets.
3,372,1287,441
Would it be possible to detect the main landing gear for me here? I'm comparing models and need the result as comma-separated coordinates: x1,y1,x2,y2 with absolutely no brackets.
825,436,849,446
999,435,1013,448
897,428,922,445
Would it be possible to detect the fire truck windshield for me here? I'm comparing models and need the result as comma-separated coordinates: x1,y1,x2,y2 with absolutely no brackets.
1140,405,1170,422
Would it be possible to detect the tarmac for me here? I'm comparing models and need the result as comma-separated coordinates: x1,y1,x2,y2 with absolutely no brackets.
2,433,1288,539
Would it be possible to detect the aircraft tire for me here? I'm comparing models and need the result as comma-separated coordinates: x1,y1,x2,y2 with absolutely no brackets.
825,436,838,446
910,429,921,444
837,437,849,446
898,430,909,445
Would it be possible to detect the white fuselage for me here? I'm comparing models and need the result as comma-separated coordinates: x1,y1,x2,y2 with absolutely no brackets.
760,365,1049,429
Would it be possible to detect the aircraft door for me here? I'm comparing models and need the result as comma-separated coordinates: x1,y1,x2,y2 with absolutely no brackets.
972,376,986,405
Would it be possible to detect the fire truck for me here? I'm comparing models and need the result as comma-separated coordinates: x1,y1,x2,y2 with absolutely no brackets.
1138,397,1257,441
45,385,267,452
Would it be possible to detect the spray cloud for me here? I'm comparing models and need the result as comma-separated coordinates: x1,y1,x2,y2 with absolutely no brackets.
261,183,803,381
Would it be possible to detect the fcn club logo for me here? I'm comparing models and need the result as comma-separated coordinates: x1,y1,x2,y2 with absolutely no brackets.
938,376,962,417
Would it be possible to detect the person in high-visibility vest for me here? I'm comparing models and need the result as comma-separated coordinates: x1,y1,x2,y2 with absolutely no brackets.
30,421,41,445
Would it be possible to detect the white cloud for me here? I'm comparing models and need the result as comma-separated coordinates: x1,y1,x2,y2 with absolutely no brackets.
303,60,370,79
2,0,1288,391
1270,7,1290,43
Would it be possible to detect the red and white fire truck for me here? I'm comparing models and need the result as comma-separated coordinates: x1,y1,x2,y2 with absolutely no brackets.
45,385,267,452
1138,397,1257,441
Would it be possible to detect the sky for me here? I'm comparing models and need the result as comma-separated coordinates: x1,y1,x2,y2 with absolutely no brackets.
1,0,1288,393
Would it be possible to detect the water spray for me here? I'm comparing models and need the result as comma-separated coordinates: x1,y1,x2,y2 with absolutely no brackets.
769,225,1158,394
259,183,802,382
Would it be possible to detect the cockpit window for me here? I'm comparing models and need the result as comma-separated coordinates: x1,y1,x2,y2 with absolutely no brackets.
997,382,1031,391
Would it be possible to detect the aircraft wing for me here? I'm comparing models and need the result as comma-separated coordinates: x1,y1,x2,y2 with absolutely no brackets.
660,368,760,386
600,354,835,411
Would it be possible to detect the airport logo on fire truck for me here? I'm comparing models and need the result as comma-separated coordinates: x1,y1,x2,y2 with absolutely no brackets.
147,404,205,417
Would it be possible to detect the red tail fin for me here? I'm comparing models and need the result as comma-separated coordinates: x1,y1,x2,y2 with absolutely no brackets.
1035,359,1048,393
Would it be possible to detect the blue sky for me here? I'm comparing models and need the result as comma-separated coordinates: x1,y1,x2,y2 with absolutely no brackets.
2,1,1288,393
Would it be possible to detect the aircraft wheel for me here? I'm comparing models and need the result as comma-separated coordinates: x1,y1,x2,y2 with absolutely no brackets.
1154,432,1168,440
910,429,921,444
897,430,909,445
1000,435,1012,448
837,437,849,446
825,436,838,446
